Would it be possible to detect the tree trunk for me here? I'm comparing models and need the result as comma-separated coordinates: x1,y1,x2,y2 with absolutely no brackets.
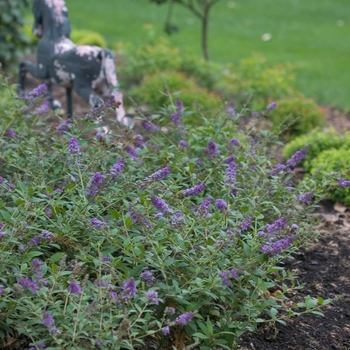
201,6,210,61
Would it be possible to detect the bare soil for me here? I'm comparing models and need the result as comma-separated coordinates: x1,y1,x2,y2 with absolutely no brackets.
2,75,350,350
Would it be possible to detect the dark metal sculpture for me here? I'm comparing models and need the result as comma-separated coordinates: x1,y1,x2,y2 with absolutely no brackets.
18,0,133,129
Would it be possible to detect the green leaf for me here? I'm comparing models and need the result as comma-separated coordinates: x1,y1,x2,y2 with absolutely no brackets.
50,252,66,263
270,307,278,318
192,332,209,339
25,251,43,260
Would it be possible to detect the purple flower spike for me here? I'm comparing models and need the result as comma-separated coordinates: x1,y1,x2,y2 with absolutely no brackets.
251,111,259,118
110,158,125,177
151,196,172,215
142,121,159,131
28,84,47,99
296,192,314,203
42,311,56,334
196,197,211,218
287,147,307,168
6,129,16,138
56,119,72,136
31,259,43,274
169,212,185,227
34,101,50,115
176,312,194,326
338,178,350,188
267,101,277,110
163,326,170,335
68,138,80,155
90,218,106,228
215,199,228,211
179,140,189,148
144,166,171,183
140,270,156,286
225,160,236,188
87,172,103,196
125,145,139,161
146,290,159,305
68,280,82,295
122,278,137,300
18,277,40,294
229,138,240,147
178,183,206,197
175,99,184,114
206,140,219,158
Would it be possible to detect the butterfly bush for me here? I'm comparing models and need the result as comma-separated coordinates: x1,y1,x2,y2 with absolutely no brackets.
0,75,338,350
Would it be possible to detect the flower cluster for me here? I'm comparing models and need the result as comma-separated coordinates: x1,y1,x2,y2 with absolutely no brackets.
144,166,171,183
219,268,239,286
110,158,125,177
151,196,172,215
178,183,205,197
171,99,184,125
196,197,211,217
87,172,104,196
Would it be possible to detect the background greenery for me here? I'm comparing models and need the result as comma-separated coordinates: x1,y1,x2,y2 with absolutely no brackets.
59,0,350,111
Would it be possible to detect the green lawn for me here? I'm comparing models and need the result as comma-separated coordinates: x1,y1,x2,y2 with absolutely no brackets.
65,0,350,110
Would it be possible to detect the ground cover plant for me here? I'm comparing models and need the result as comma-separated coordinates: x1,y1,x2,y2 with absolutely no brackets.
1,69,348,349
64,0,350,110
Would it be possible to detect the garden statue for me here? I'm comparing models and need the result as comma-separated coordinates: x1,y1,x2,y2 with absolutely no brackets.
18,0,134,129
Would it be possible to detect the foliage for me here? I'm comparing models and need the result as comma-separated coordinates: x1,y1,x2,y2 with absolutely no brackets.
0,71,336,349
0,0,31,70
132,71,222,125
310,148,350,206
267,97,325,139
70,29,107,48
283,129,350,171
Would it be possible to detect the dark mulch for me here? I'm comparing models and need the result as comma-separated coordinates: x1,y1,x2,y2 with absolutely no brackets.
2,74,350,350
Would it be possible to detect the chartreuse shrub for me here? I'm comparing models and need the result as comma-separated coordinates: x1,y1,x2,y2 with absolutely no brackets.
283,129,350,171
266,97,325,139
70,29,107,48
0,71,341,350
309,148,350,206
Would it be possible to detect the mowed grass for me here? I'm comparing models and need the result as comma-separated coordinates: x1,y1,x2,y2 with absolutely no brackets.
65,0,350,110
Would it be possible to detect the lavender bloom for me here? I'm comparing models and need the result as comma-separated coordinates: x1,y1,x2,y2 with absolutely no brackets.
169,212,185,227
196,197,211,218
0,288,4,296
291,224,299,231
179,140,189,148
240,218,252,231
142,121,159,131
287,147,307,168
42,311,56,334
261,236,294,255
91,218,106,228
41,230,54,240
230,268,239,279
225,160,236,188
223,156,235,164
140,270,156,286
28,84,47,99
102,256,111,263
56,119,72,136
6,129,16,138
109,291,118,303
338,178,350,188
171,112,181,125
18,277,39,293
122,278,136,300
176,312,194,326
146,290,159,305
269,164,287,176
110,158,125,177
151,196,172,214
68,280,82,295
144,166,171,183
95,132,105,141
129,206,152,229
163,326,170,335
68,138,80,155
226,106,236,117
0,231,7,240
0,222,3,229
229,138,240,147
87,172,103,196
31,259,43,274
133,134,144,148
34,101,50,114
206,140,219,158
175,99,184,114
215,199,228,212
94,279,107,289
27,230,54,246
125,145,139,161
251,111,259,118
218,270,230,286
178,183,205,197
45,207,53,218
265,217,288,235
296,192,314,203
267,101,277,110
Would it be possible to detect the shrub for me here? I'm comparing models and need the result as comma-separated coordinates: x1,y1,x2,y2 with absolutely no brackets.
310,148,350,205
283,129,350,171
0,72,336,349
0,0,31,70
71,29,107,48
132,71,223,125
268,97,325,138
